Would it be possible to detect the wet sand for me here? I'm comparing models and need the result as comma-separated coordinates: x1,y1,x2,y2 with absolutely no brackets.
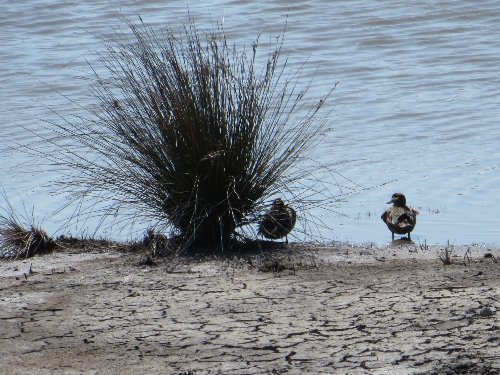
0,242,498,374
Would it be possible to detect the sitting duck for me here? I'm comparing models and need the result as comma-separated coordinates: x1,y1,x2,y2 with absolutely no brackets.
258,198,297,243
381,193,418,240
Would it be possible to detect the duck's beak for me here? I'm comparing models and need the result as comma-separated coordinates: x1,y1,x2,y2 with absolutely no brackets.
386,198,395,204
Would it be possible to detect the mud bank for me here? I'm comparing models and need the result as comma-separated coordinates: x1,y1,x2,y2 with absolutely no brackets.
0,242,498,374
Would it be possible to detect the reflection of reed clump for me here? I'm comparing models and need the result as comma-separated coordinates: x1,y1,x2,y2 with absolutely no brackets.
45,20,334,252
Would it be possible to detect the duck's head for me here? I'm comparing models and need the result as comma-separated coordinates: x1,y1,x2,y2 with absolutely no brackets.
272,198,285,208
387,193,407,207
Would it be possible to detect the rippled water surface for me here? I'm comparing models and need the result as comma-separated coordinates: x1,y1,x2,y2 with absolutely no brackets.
1,0,500,245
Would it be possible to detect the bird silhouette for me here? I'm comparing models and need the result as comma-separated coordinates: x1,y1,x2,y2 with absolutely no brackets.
258,198,297,243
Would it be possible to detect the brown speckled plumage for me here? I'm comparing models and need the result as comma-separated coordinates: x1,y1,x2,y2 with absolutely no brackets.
381,193,418,240
258,198,297,242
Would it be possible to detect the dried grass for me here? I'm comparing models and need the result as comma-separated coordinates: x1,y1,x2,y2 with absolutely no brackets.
438,240,453,265
0,211,55,260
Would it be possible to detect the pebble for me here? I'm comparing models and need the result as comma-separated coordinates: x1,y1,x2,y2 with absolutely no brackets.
479,307,494,318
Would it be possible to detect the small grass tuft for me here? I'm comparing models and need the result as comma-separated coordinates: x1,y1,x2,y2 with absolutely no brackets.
464,246,472,263
418,238,428,251
0,213,56,260
438,240,453,265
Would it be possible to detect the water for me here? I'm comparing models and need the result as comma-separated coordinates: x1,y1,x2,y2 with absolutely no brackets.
1,0,500,246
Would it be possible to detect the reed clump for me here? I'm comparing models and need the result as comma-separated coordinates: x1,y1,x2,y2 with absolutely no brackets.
0,214,56,260
45,20,335,252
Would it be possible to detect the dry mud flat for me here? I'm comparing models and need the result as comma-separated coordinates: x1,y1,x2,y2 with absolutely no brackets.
0,243,499,374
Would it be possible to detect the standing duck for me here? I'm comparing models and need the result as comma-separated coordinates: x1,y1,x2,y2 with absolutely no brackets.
381,193,418,240
258,198,297,243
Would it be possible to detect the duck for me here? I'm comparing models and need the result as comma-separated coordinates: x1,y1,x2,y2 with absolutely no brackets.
258,198,297,243
381,193,418,240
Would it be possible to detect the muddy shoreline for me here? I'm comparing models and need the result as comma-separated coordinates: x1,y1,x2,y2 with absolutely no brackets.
1,242,498,374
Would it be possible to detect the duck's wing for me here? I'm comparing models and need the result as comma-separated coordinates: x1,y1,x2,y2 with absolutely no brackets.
398,212,416,226
383,207,412,226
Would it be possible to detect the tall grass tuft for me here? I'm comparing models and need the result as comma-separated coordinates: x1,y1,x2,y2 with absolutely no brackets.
40,20,336,251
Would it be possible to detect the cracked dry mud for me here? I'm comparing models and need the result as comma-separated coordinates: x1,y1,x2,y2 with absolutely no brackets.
0,244,499,374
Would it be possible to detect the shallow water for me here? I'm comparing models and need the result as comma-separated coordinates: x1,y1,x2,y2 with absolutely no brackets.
1,1,500,245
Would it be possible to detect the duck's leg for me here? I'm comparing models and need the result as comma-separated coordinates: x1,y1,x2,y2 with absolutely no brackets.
408,232,411,240
391,232,395,241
